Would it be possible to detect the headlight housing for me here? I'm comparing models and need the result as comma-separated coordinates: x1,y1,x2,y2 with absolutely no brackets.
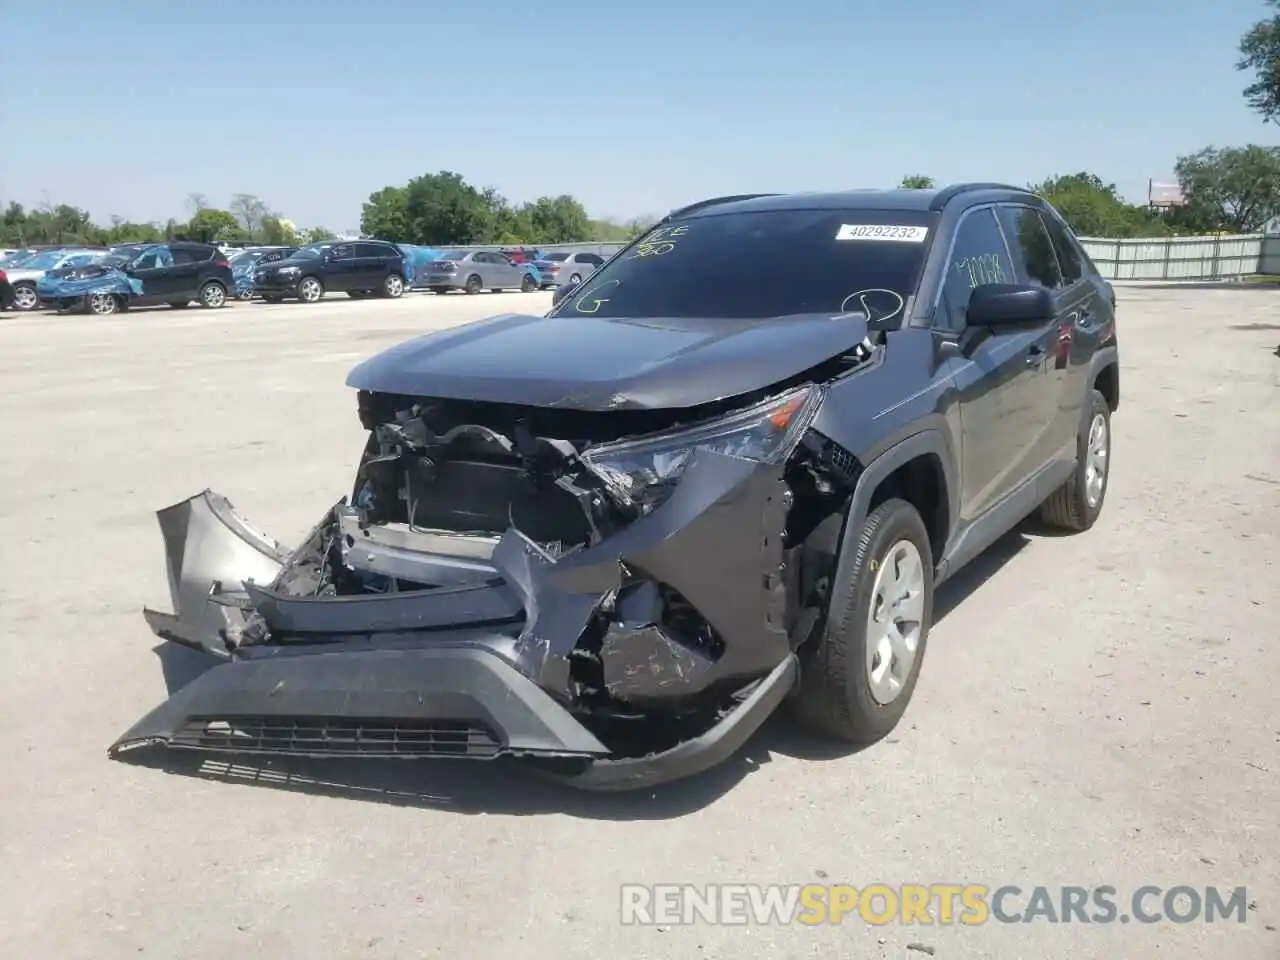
581,385,821,516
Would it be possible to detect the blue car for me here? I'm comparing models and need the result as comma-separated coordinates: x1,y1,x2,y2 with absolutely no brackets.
228,246,299,300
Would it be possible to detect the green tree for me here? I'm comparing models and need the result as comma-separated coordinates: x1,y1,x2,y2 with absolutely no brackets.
1174,145,1280,232
360,186,410,240
1029,172,1170,238
899,174,935,189
187,208,245,243
521,195,592,243
401,171,495,245
1238,0,1280,124
301,226,337,243
259,215,300,245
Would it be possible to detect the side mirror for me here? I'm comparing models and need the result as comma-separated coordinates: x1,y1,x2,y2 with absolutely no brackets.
965,283,1055,327
551,277,581,307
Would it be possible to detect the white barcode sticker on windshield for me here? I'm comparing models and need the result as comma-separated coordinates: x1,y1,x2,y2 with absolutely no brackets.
835,224,929,242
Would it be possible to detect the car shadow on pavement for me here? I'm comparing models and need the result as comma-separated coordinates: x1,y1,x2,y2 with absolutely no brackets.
117,528,1032,819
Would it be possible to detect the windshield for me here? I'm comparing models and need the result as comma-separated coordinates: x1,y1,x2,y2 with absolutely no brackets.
436,250,469,261
229,250,264,266
292,243,332,258
552,209,934,321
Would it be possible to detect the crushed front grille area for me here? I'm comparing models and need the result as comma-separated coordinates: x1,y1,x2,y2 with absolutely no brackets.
173,715,502,758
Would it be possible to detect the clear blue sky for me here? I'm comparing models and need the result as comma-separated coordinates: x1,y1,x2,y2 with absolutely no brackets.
3,0,1275,232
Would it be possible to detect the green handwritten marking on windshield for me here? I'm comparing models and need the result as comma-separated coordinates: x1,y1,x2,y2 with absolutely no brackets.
953,253,1008,289
628,224,689,259
573,279,621,314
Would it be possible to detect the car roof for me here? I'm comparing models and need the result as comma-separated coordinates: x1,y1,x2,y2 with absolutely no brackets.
673,183,1040,219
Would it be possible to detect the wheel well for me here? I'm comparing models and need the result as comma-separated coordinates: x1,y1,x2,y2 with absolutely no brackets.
866,453,948,563
1093,363,1119,411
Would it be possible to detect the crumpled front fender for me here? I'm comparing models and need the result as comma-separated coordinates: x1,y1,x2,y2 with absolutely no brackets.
142,490,292,658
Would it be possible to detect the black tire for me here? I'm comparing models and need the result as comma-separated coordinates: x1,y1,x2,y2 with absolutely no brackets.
262,294,285,304
490,288,502,293
520,273,538,293
87,292,121,316
198,281,227,309
11,282,39,311
347,290,368,299
167,300,191,309
382,273,405,298
792,498,934,745
1039,388,1111,531
297,276,325,303
568,272,582,286
431,286,449,294
464,274,482,295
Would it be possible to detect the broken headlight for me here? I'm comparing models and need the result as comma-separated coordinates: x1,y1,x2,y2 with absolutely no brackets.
581,385,821,515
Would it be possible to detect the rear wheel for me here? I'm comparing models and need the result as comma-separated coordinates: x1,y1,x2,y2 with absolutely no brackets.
792,498,934,745
520,273,538,293
382,273,404,298
297,276,324,303
1039,389,1111,531
464,274,482,295
198,281,227,309
568,272,582,286
12,283,38,311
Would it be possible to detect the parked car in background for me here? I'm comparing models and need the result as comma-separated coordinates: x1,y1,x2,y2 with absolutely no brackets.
500,246,541,264
0,268,13,311
5,247,107,310
422,250,541,294
228,246,299,299
395,243,443,289
532,250,605,289
252,240,408,303
37,242,234,315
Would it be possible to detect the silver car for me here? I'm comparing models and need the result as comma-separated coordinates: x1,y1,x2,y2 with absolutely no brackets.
422,250,540,294
6,247,106,310
531,250,606,288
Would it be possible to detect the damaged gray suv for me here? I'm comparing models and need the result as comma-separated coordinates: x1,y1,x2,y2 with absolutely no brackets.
113,184,1120,791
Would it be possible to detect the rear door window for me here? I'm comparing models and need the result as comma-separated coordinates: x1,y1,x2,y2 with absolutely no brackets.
170,248,198,265
1039,211,1085,285
329,244,354,260
997,205,1064,291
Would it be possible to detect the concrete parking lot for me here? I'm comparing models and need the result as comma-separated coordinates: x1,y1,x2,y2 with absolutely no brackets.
0,287,1276,960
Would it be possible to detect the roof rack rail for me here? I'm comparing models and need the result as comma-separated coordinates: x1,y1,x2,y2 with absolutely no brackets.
928,182,1032,211
662,193,780,222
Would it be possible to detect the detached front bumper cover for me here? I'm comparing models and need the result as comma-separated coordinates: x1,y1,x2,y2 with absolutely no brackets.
113,481,799,791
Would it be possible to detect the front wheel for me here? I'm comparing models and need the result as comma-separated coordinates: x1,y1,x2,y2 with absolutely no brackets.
464,274,482,295
198,282,227,309
1039,388,1111,531
87,292,121,316
520,273,538,293
792,498,934,745
297,276,324,303
11,283,39,311
382,273,404,298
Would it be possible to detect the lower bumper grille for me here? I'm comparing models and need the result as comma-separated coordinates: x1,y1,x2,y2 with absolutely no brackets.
172,715,502,757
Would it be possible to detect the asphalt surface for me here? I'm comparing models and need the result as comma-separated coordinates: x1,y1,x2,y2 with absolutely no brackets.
0,288,1276,960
